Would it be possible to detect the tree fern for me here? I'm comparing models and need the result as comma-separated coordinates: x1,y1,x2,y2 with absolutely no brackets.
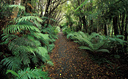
17,16,43,23
35,47,50,63
3,25,40,34
67,31,110,53
6,68,50,79
8,5,25,11
1,57,22,71
6,70,20,78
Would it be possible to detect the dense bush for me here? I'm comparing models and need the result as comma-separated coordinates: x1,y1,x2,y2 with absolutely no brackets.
0,4,58,79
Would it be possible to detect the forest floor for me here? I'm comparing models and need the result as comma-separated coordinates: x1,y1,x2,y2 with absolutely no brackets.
44,32,127,79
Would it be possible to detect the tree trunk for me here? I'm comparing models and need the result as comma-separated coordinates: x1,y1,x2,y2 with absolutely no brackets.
121,13,125,35
82,16,87,32
104,24,107,35
113,16,119,35
11,0,21,19
125,16,128,41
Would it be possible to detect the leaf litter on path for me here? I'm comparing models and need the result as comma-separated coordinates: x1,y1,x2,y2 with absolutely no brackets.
43,32,119,79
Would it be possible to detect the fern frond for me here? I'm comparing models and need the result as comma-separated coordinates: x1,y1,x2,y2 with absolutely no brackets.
79,46,92,51
31,33,50,45
67,33,75,39
47,44,55,52
97,49,110,53
7,68,50,79
9,5,25,11
33,20,42,29
6,70,20,78
41,17,56,22
17,21,33,26
47,61,54,66
17,16,43,23
35,47,50,62
78,31,88,38
1,57,22,71
26,35,41,47
3,25,40,34
0,34,18,45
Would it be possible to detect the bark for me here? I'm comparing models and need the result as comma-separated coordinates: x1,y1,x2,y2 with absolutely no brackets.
121,13,125,35
11,0,21,19
104,24,107,35
44,0,50,17
113,16,119,35
82,16,87,32
124,15,128,54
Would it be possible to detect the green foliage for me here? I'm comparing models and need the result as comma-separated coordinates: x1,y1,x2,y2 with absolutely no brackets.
1,57,22,71
6,70,20,78
3,25,40,34
75,0,88,12
104,35,127,54
17,16,43,29
67,31,110,53
0,9,55,78
8,5,25,11
41,25,59,52
47,61,54,66
62,27,73,35
67,31,127,54
41,25,58,41
6,68,50,79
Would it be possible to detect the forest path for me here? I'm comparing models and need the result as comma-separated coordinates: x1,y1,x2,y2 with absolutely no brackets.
46,32,109,79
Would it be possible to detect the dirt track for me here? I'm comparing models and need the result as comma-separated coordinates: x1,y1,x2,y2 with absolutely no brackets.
46,32,116,79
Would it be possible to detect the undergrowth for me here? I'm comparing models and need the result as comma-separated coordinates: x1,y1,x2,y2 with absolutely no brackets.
64,28,128,76
0,4,59,79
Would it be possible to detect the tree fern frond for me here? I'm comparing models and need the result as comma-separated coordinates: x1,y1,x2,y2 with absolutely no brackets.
9,5,25,11
6,68,50,79
33,20,42,29
41,17,56,22
26,35,41,47
35,47,50,62
19,51,31,65
17,21,33,26
47,61,54,66
17,16,43,23
18,68,49,79
31,56,39,64
79,46,92,51
31,33,50,46
47,44,55,52
1,57,21,71
78,31,88,38
3,25,40,34
97,49,110,53
0,34,18,45
67,33,75,39
81,38,93,48
6,70,20,78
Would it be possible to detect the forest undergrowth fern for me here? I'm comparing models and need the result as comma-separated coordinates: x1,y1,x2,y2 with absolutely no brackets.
67,31,110,53
0,14,54,79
